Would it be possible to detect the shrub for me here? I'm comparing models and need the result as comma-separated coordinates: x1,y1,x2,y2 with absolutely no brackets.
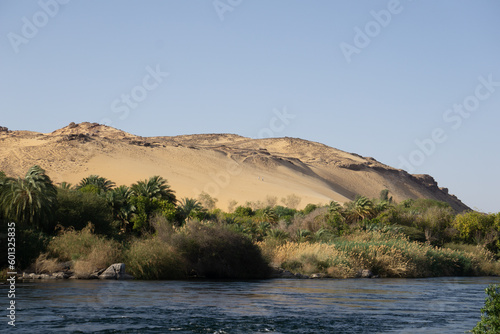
33,254,64,274
472,284,500,333
47,224,121,274
302,204,318,215
418,206,454,245
281,194,302,209
454,211,497,245
273,205,297,223
16,228,51,270
171,221,270,279
197,192,218,211
260,231,500,279
234,206,254,217
56,189,114,235
124,237,187,279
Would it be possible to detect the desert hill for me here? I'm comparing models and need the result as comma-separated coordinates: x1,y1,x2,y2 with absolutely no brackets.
0,122,469,211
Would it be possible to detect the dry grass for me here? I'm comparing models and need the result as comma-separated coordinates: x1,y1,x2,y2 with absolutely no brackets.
33,254,64,274
46,224,122,277
259,230,500,278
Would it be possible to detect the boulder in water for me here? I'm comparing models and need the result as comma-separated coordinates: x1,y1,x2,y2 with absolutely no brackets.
99,263,133,280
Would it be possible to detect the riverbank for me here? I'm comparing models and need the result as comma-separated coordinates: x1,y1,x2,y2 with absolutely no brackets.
11,228,500,282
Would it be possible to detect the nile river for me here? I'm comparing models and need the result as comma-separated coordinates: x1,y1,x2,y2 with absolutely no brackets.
4,277,500,333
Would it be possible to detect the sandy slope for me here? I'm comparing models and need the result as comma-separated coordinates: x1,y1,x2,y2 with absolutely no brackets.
0,122,469,211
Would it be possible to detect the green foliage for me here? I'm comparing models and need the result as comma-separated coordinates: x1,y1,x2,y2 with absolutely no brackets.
125,237,187,280
302,203,318,215
454,211,497,244
401,198,451,212
57,182,73,190
77,184,101,195
158,200,178,222
418,206,454,246
256,207,278,223
273,205,297,222
397,225,426,243
129,196,178,232
171,221,270,279
47,224,121,263
56,188,114,235
471,285,500,333
0,165,58,231
131,176,176,204
106,185,135,230
234,206,254,217
16,228,51,270
379,189,393,203
178,198,206,222
267,228,289,242
76,175,115,193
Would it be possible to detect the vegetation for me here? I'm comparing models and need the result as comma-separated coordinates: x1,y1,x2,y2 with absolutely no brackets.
472,284,500,333
1,167,500,280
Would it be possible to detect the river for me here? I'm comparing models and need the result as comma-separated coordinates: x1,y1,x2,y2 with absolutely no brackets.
4,277,500,333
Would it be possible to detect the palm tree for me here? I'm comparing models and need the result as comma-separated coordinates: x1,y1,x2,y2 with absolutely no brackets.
178,198,204,220
131,176,176,203
353,196,374,221
0,165,58,230
328,201,343,215
76,175,115,193
259,207,278,224
106,185,135,226
57,181,73,190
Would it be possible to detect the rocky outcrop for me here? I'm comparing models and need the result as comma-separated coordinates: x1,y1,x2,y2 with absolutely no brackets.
20,263,133,280
99,263,133,280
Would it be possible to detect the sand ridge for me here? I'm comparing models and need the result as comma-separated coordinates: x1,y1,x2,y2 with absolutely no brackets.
0,122,470,211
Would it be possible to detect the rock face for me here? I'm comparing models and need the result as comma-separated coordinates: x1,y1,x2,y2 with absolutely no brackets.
360,269,374,278
99,263,133,280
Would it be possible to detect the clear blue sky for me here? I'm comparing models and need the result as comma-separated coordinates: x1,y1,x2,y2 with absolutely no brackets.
1,1,499,212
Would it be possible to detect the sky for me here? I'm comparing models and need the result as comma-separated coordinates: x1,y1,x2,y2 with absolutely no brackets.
1,1,499,212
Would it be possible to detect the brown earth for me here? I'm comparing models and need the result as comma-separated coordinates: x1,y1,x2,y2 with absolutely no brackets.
0,122,470,211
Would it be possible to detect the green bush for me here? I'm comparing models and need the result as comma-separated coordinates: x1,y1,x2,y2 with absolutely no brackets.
234,206,254,217
472,284,500,333
56,189,114,235
302,204,318,215
125,237,187,280
16,228,50,270
454,211,497,244
171,221,270,279
47,224,121,263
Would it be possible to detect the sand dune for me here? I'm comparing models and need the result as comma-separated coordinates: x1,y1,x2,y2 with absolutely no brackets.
0,122,469,211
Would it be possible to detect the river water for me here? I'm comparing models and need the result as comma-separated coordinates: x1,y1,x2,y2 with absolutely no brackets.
4,277,500,333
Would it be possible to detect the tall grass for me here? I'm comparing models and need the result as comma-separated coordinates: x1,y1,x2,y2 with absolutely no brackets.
46,224,122,277
259,231,500,278
124,238,187,280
